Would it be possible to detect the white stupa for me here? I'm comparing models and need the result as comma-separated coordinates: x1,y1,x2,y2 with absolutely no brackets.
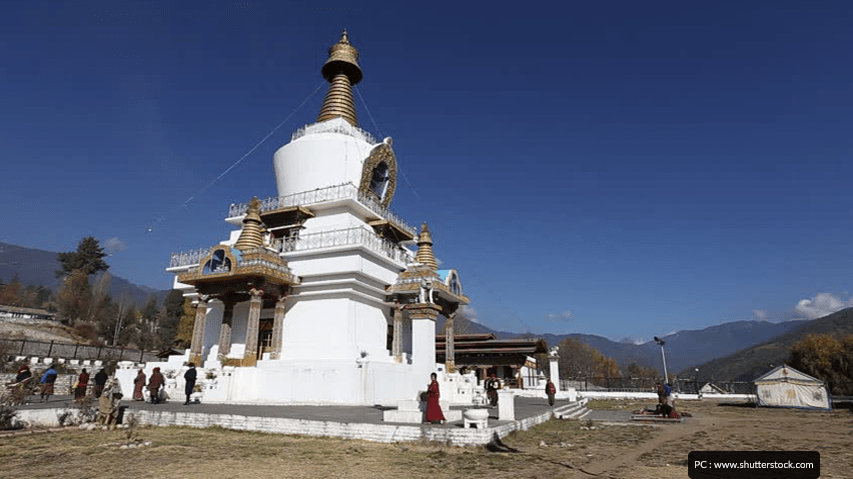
136,31,469,405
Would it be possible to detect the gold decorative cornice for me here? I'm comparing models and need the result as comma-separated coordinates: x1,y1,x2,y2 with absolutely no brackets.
415,222,438,271
177,244,298,289
317,30,362,126
233,197,266,252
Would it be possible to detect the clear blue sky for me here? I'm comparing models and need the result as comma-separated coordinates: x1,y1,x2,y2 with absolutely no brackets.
2,1,852,342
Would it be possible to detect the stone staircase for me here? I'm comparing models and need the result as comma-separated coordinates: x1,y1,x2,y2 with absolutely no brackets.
554,397,591,420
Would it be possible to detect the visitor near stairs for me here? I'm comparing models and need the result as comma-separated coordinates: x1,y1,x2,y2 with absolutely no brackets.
485,373,501,407
184,363,197,405
425,372,445,424
545,379,557,406
39,364,57,402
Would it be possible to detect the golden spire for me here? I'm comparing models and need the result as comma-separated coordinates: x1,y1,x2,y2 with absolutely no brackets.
317,30,362,126
415,222,438,271
233,197,267,252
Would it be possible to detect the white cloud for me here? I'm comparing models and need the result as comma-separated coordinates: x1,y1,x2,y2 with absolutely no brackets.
794,292,853,320
752,309,768,321
458,305,478,323
544,310,574,322
104,237,128,253
619,336,647,345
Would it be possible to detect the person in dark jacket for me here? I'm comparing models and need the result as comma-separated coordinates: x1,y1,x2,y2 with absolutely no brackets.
93,369,108,398
183,363,197,405
39,365,58,402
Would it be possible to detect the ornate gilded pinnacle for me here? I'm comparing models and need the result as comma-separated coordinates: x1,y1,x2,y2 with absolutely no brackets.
416,222,438,271
233,197,267,252
317,30,362,126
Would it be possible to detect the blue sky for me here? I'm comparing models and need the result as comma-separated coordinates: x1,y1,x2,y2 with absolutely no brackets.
2,1,852,341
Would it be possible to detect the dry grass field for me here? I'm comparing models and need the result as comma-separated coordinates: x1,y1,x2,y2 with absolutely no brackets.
1,399,850,478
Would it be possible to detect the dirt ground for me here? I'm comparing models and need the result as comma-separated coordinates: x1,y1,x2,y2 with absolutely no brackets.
1,399,849,478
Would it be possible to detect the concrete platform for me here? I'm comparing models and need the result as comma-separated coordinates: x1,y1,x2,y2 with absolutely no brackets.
15,394,574,446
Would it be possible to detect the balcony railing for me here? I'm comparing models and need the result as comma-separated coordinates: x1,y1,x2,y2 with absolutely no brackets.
169,228,413,270
290,118,377,145
227,183,416,237
275,227,413,265
169,248,210,269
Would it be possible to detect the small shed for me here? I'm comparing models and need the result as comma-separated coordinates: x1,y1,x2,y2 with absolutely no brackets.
753,365,831,410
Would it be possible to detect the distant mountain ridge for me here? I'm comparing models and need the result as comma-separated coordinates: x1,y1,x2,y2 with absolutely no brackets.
685,307,853,381
0,241,169,307
437,315,809,375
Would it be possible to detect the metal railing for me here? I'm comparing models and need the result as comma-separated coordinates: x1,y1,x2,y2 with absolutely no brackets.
275,226,413,265
169,248,210,269
226,183,416,237
560,377,756,395
0,338,160,364
290,118,377,144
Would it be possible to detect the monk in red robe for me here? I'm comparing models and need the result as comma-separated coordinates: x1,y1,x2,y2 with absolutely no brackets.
425,372,445,424
148,367,165,404
75,369,89,401
132,369,146,401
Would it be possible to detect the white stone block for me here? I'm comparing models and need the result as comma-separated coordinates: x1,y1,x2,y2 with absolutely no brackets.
498,390,515,421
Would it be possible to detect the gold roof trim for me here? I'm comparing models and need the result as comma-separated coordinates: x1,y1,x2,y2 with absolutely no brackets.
317,30,362,126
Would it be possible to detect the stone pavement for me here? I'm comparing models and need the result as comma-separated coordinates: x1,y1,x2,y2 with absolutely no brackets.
19,393,562,427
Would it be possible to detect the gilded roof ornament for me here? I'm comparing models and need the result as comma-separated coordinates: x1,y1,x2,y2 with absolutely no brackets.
415,222,438,271
233,197,267,252
317,30,363,127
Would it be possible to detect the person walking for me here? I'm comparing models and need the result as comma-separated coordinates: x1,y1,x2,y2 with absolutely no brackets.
132,369,146,401
183,363,197,405
425,372,445,424
93,369,108,398
75,368,89,401
148,367,165,404
39,364,58,402
545,379,557,406
485,373,501,407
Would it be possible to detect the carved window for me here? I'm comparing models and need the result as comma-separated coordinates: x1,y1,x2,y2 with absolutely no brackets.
369,161,390,200
202,249,231,275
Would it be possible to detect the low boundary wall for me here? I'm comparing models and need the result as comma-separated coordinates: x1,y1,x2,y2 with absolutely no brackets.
14,406,557,446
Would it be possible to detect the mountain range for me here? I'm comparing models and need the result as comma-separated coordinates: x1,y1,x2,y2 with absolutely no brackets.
0,241,169,307
437,314,812,378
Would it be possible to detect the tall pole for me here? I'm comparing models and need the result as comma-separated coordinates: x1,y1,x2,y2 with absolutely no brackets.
655,336,669,384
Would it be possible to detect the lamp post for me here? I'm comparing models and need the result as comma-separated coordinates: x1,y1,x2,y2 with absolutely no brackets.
694,368,700,394
654,336,669,385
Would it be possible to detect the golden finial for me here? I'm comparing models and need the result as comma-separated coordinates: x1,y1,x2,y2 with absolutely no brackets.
416,222,438,271
233,197,267,252
317,30,362,126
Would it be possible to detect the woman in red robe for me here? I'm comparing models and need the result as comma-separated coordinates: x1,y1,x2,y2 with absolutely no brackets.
132,369,146,401
148,367,165,404
425,372,445,424
74,369,89,401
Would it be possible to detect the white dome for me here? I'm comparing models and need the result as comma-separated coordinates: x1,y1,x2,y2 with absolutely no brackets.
273,118,375,197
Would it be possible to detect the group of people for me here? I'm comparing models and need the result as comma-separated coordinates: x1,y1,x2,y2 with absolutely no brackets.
130,363,197,405
73,368,109,402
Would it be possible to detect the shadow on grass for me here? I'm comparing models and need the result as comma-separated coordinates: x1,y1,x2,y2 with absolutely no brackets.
716,401,757,408
485,433,519,453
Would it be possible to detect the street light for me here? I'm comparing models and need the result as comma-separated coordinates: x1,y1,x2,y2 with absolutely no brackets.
654,336,669,385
